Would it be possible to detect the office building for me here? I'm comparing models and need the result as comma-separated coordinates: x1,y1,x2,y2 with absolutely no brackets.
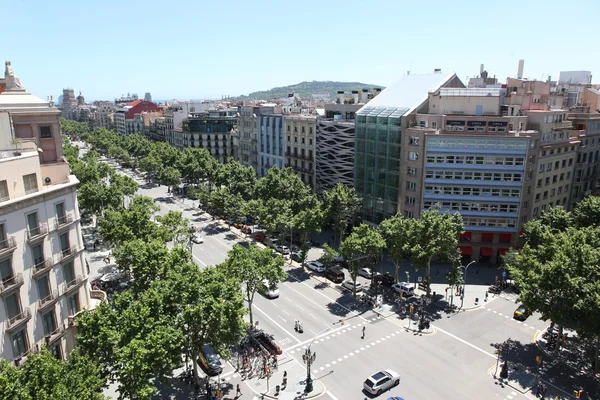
178,109,236,163
257,112,285,177
284,115,317,188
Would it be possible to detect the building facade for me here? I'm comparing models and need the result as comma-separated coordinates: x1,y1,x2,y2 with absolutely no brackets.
0,65,100,365
235,106,276,172
257,113,285,177
284,115,317,189
179,109,236,163
567,107,600,207
115,100,162,135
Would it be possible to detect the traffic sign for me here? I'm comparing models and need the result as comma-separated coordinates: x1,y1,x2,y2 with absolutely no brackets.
502,271,507,277
418,276,423,282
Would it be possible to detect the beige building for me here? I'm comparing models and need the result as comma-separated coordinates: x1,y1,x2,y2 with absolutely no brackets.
567,107,600,207
284,115,317,189
0,64,102,365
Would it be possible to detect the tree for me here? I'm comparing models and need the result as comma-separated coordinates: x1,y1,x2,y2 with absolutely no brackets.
156,210,192,246
209,187,244,222
380,214,412,284
339,224,385,297
139,154,161,176
254,166,312,213
291,201,324,266
404,210,463,296
178,147,218,187
113,239,170,292
217,245,286,325
149,141,181,168
320,243,339,267
159,166,181,192
97,196,163,246
322,183,362,248
213,158,257,199
0,348,107,400
573,196,600,228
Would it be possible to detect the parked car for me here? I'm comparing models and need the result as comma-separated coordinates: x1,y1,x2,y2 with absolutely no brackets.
391,282,414,297
375,274,395,287
254,232,266,242
306,261,325,273
358,268,373,278
276,245,290,255
513,304,531,321
241,226,252,234
342,280,363,292
363,370,400,396
198,344,223,376
325,267,345,283
258,279,280,299
192,233,204,244
333,255,344,264
290,251,303,262
488,284,502,294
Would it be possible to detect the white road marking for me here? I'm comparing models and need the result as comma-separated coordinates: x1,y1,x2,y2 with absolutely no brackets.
282,309,290,316
192,254,207,267
326,363,331,368
331,361,336,365
434,325,496,359
297,305,305,311
326,390,341,400
278,315,287,322
349,352,354,356
337,358,342,362
310,313,318,319
253,303,301,343
309,329,317,335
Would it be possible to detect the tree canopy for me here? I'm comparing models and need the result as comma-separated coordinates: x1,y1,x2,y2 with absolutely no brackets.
322,183,362,248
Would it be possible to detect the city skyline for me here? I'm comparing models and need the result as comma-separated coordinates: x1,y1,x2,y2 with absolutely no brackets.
3,0,598,101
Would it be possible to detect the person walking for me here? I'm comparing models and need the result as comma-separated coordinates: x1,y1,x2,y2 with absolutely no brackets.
362,326,366,339
236,383,241,398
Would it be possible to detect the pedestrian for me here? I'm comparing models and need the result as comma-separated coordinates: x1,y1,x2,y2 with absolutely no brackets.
485,291,489,301
362,326,366,339
236,383,241,397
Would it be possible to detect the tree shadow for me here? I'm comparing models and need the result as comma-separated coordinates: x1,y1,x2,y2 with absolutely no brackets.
287,268,311,283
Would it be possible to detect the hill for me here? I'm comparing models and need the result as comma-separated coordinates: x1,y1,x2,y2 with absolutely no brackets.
241,81,384,100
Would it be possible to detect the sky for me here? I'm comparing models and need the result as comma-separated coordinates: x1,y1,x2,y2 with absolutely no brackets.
2,0,599,101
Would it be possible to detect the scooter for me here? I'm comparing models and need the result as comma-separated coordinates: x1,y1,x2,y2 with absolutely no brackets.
294,320,304,333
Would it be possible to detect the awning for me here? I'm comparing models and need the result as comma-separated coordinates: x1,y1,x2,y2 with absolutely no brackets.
498,248,510,256
480,247,493,257
499,233,512,242
458,246,473,255
482,233,494,240
460,232,472,241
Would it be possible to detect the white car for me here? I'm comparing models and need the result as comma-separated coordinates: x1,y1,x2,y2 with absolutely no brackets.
259,279,280,299
277,245,291,255
341,280,363,292
306,261,325,273
363,369,400,395
192,233,204,244
391,282,414,297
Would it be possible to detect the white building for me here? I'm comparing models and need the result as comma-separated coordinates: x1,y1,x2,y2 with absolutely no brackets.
0,63,101,365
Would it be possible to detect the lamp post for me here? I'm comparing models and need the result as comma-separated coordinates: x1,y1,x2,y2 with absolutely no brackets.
303,326,331,393
460,260,476,309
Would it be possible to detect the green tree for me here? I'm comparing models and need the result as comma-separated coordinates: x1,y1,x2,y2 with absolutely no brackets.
322,183,362,248
156,210,192,246
139,154,162,176
178,147,218,186
291,201,324,266
150,141,181,169
97,196,163,246
159,166,182,192
113,239,170,292
320,243,339,267
521,205,573,248
405,209,463,296
217,245,286,325
573,195,600,228
339,224,385,297
209,187,244,222
213,158,257,199
380,213,411,283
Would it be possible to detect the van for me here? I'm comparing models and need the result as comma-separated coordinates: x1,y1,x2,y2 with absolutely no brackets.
325,267,345,283
198,344,223,376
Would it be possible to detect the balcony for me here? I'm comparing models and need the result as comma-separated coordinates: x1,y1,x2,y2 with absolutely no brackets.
553,121,573,130
0,236,17,257
31,258,55,279
61,275,84,295
6,308,32,333
0,273,24,297
54,213,76,231
37,290,59,312
27,223,48,244
56,246,82,264
44,325,66,346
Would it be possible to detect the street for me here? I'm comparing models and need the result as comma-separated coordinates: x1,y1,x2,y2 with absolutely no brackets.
81,150,583,400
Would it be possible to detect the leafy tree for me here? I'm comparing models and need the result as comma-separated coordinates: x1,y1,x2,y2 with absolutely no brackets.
62,138,79,163
320,243,339,267
159,166,182,192
120,133,152,160
445,260,464,305
404,210,463,296
380,213,411,283
339,224,385,297
150,141,181,169
59,117,90,139
209,187,244,222
573,196,600,228
254,166,312,213
156,210,192,246
217,245,286,325
291,201,324,266
139,154,162,176
322,183,362,248
178,147,218,186
113,239,170,292
97,196,163,246
214,158,257,199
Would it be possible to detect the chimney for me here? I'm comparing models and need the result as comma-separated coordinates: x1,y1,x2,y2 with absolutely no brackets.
360,89,369,103
351,90,359,104
373,88,382,97
336,90,345,104
517,59,524,79
434,68,442,74
480,64,484,74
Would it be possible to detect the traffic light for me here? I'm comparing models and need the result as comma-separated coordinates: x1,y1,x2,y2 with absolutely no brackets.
574,389,584,398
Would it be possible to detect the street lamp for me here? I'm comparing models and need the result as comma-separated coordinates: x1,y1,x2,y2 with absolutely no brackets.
303,326,331,393
460,260,476,309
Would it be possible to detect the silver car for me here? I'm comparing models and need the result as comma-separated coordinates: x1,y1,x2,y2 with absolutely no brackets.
341,280,363,292
363,369,400,395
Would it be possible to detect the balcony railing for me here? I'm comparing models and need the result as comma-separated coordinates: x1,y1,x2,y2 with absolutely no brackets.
90,289,107,301
0,273,24,296
0,236,17,256
57,246,82,263
44,325,66,346
61,275,83,295
37,290,59,311
32,258,55,279
553,121,573,130
27,223,48,243
54,213,74,231
6,308,32,332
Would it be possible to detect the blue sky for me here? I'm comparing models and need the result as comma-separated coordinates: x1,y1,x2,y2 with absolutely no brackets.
3,0,598,101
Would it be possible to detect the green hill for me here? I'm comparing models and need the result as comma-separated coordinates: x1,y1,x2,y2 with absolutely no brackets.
241,81,384,100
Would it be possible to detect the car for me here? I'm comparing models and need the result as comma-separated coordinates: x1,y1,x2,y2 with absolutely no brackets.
488,284,502,294
391,282,414,297
325,267,345,283
258,279,280,299
275,245,290,255
333,255,344,263
358,267,373,278
253,233,266,242
241,226,252,234
375,274,395,287
198,344,223,376
306,261,325,273
192,233,204,244
513,304,531,321
290,251,303,262
233,222,244,229
342,280,363,292
363,369,400,395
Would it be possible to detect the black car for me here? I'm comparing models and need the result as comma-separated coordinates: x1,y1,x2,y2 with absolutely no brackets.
488,285,502,294
375,274,395,287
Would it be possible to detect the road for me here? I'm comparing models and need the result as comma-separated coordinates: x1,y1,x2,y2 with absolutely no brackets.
86,150,574,400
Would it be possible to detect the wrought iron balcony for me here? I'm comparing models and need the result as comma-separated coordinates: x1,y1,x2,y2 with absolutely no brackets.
61,275,84,295
27,223,48,243
31,258,54,279
54,213,75,231
6,307,31,332
57,246,82,263
0,273,24,296
0,236,17,256
37,290,59,312
44,325,66,346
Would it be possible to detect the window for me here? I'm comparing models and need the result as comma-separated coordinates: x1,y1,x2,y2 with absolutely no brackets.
42,310,57,336
409,152,418,161
32,244,44,268
535,193,540,202
37,275,51,301
11,329,28,358
537,179,542,188
55,202,65,224
405,196,416,205
554,161,559,169
0,180,8,201
407,167,417,176
533,207,539,215
40,126,52,138
309,138,313,145
67,294,80,316
59,232,70,253
406,181,417,191
27,212,39,235
409,137,419,145
545,177,550,186
404,210,414,218
23,173,38,194
301,127,305,133
301,138,305,144
63,261,75,285
552,175,557,183
0,258,14,282
543,191,548,200
539,164,545,173
309,127,313,134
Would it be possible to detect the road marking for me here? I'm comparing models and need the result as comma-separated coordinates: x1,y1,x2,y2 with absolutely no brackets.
284,324,347,351
192,254,207,267
326,390,341,400
434,325,496,359
349,352,354,356
326,363,331,368
297,305,305,311
281,309,290,316
309,329,317,335
310,313,318,319
278,315,287,322
253,303,301,343
331,360,336,365
337,358,342,362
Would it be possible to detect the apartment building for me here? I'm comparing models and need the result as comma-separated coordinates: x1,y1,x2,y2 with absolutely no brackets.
284,115,317,189
178,109,236,163
0,67,100,365
115,100,162,135
235,105,276,172
257,113,285,177
568,106,600,206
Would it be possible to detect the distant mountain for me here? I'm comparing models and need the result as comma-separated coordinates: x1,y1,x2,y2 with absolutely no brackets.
241,81,384,100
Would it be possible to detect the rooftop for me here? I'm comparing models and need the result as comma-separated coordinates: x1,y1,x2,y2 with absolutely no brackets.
439,88,504,97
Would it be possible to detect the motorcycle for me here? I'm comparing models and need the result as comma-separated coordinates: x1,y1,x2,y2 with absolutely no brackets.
294,320,304,333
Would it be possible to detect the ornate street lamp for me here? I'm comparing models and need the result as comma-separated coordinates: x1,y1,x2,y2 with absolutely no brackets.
302,347,317,392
